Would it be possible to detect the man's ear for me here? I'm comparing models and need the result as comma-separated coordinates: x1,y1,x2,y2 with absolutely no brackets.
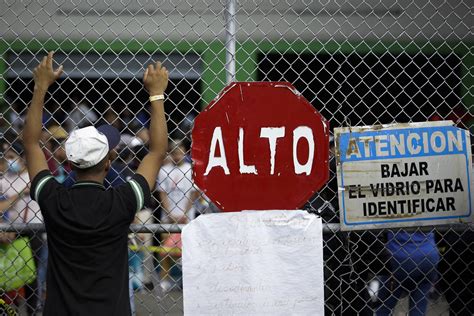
104,158,111,173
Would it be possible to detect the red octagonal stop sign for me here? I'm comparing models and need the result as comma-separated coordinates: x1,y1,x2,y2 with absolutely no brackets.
192,82,329,211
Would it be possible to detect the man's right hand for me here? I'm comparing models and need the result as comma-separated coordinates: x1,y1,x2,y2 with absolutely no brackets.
143,61,169,95
33,51,63,92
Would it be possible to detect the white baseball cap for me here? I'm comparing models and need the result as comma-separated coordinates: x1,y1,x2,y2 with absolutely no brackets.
65,125,120,169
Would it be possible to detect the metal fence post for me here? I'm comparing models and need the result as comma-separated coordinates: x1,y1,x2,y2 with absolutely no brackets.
225,0,237,84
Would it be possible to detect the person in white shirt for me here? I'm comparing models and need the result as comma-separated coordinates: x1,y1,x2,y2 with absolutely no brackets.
1,142,42,225
157,141,199,224
157,140,200,291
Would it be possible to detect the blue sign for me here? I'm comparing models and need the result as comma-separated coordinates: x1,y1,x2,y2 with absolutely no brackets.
335,123,473,230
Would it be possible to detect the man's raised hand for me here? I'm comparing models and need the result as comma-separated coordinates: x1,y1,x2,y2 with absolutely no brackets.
33,51,63,92
143,61,169,96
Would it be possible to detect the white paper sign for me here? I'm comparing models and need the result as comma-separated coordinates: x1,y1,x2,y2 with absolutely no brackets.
182,210,324,315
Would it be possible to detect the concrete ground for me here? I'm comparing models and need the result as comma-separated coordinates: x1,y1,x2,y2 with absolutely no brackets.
12,282,449,315
133,289,450,316
393,295,449,316
135,289,183,316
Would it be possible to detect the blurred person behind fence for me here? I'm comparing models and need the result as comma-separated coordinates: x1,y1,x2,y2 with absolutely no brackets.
22,52,169,315
0,148,27,214
375,230,439,316
46,125,75,187
64,92,98,131
121,145,156,292
157,140,199,292
0,141,44,315
0,145,23,310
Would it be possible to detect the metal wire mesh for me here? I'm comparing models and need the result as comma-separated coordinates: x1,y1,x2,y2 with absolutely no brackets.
0,0,473,315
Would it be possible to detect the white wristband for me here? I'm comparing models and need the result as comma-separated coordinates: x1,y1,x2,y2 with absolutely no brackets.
149,94,165,102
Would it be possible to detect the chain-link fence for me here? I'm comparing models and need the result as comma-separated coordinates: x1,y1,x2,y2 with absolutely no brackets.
0,0,473,315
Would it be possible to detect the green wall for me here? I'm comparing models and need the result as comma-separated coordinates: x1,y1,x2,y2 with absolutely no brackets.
0,38,473,113
236,39,473,115
0,38,227,110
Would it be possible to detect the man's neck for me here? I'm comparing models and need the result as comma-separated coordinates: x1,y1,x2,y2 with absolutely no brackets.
76,174,105,184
